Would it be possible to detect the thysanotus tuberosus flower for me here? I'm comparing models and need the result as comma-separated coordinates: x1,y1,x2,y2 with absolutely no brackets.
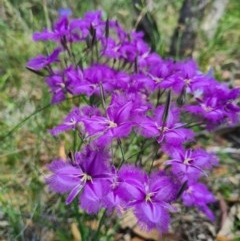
28,9,240,234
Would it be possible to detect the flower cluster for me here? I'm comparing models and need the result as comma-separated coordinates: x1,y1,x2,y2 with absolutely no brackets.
27,10,240,233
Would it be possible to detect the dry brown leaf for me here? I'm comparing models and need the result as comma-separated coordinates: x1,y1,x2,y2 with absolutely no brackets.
59,141,67,160
217,236,233,241
212,166,229,176
133,227,160,241
217,204,239,241
226,193,240,203
218,194,228,228
120,209,136,229
86,220,98,230
131,238,143,241
71,222,81,241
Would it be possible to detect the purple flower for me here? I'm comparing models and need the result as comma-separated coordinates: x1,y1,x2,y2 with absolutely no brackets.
119,92,151,116
185,96,226,124
137,106,194,147
45,66,84,103
225,101,240,125
182,182,216,221
27,10,231,231
117,166,178,233
116,31,145,63
112,71,130,91
45,74,66,103
70,10,105,42
83,64,115,96
33,15,70,42
26,48,62,70
102,167,126,214
166,148,218,181
185,80,240,127
69,18,90,41
101,37,121,59
172,59,207,94
145,59,176,91
46,145,112,213
49,107,82,136
49,106,101,136
212,84,240,124
82,100,134,144
64,66,88,95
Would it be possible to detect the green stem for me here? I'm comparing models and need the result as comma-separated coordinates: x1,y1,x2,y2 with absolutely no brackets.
148,144,160,174
73,130,77,152
93,209,107,241
74,201,86,241
99,82,106,110
0,95,85,143
134,139,148,166
117,139,125,169
0,103,51,142
175,31,183,60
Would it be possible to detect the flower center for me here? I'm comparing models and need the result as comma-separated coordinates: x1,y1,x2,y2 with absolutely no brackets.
59,83,66,89
113,46,120,52
81,173,92,183
154,77,163,83
145,192,154,202
108,121,117,128
158,126,169,132
202,105,213,112
186,187,192,194
184,78,191,85
183,158,192,165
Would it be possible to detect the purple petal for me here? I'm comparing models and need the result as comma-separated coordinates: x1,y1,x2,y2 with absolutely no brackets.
135,202,170,233
46,160,82,193
80,180,110,214
26,55,47,70
66,183,84,205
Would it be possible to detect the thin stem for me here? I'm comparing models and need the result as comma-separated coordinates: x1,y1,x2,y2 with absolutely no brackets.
74,201,86,241
99,82,107,110
124,139,155,163
0,95,82,143
175,30,183,60
117,139,125,169
0,103,51,142
148,144,160,174
134,139,147,166
95,40,99,61
73,130,77,152
93,209,107,241
185,121,205,128
156,89,161,107
156,89,166,107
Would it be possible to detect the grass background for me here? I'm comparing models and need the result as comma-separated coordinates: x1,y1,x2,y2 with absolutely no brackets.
0,0,240,240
